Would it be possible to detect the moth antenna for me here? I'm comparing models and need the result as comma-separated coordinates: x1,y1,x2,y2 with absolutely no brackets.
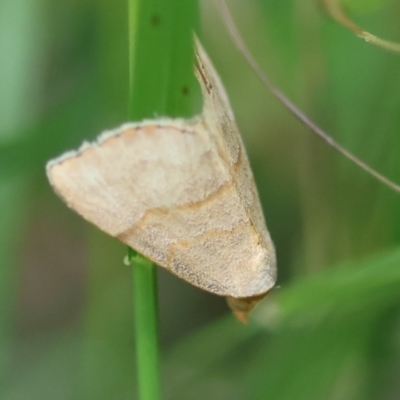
215,0,400,194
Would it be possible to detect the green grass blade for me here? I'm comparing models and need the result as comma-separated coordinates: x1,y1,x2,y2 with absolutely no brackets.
128,1,198,399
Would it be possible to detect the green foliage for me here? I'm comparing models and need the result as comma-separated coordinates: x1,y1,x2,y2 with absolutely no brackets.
128,1,197,398
341,0,392,14
1,0,400,399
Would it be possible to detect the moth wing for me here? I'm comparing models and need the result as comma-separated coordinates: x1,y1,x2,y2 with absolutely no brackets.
47,119,227,237
47,119,275,297
195,38,277,286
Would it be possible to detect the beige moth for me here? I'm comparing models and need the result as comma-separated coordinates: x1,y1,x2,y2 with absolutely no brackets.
46,39,277,322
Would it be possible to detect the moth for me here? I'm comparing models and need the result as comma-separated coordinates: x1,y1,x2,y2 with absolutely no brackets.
46,39,277,322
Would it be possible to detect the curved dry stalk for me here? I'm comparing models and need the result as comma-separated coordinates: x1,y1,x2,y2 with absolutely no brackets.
323,0,400,53
215,0,400,194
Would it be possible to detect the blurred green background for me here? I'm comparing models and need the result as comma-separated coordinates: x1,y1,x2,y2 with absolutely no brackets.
1,0,400,399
